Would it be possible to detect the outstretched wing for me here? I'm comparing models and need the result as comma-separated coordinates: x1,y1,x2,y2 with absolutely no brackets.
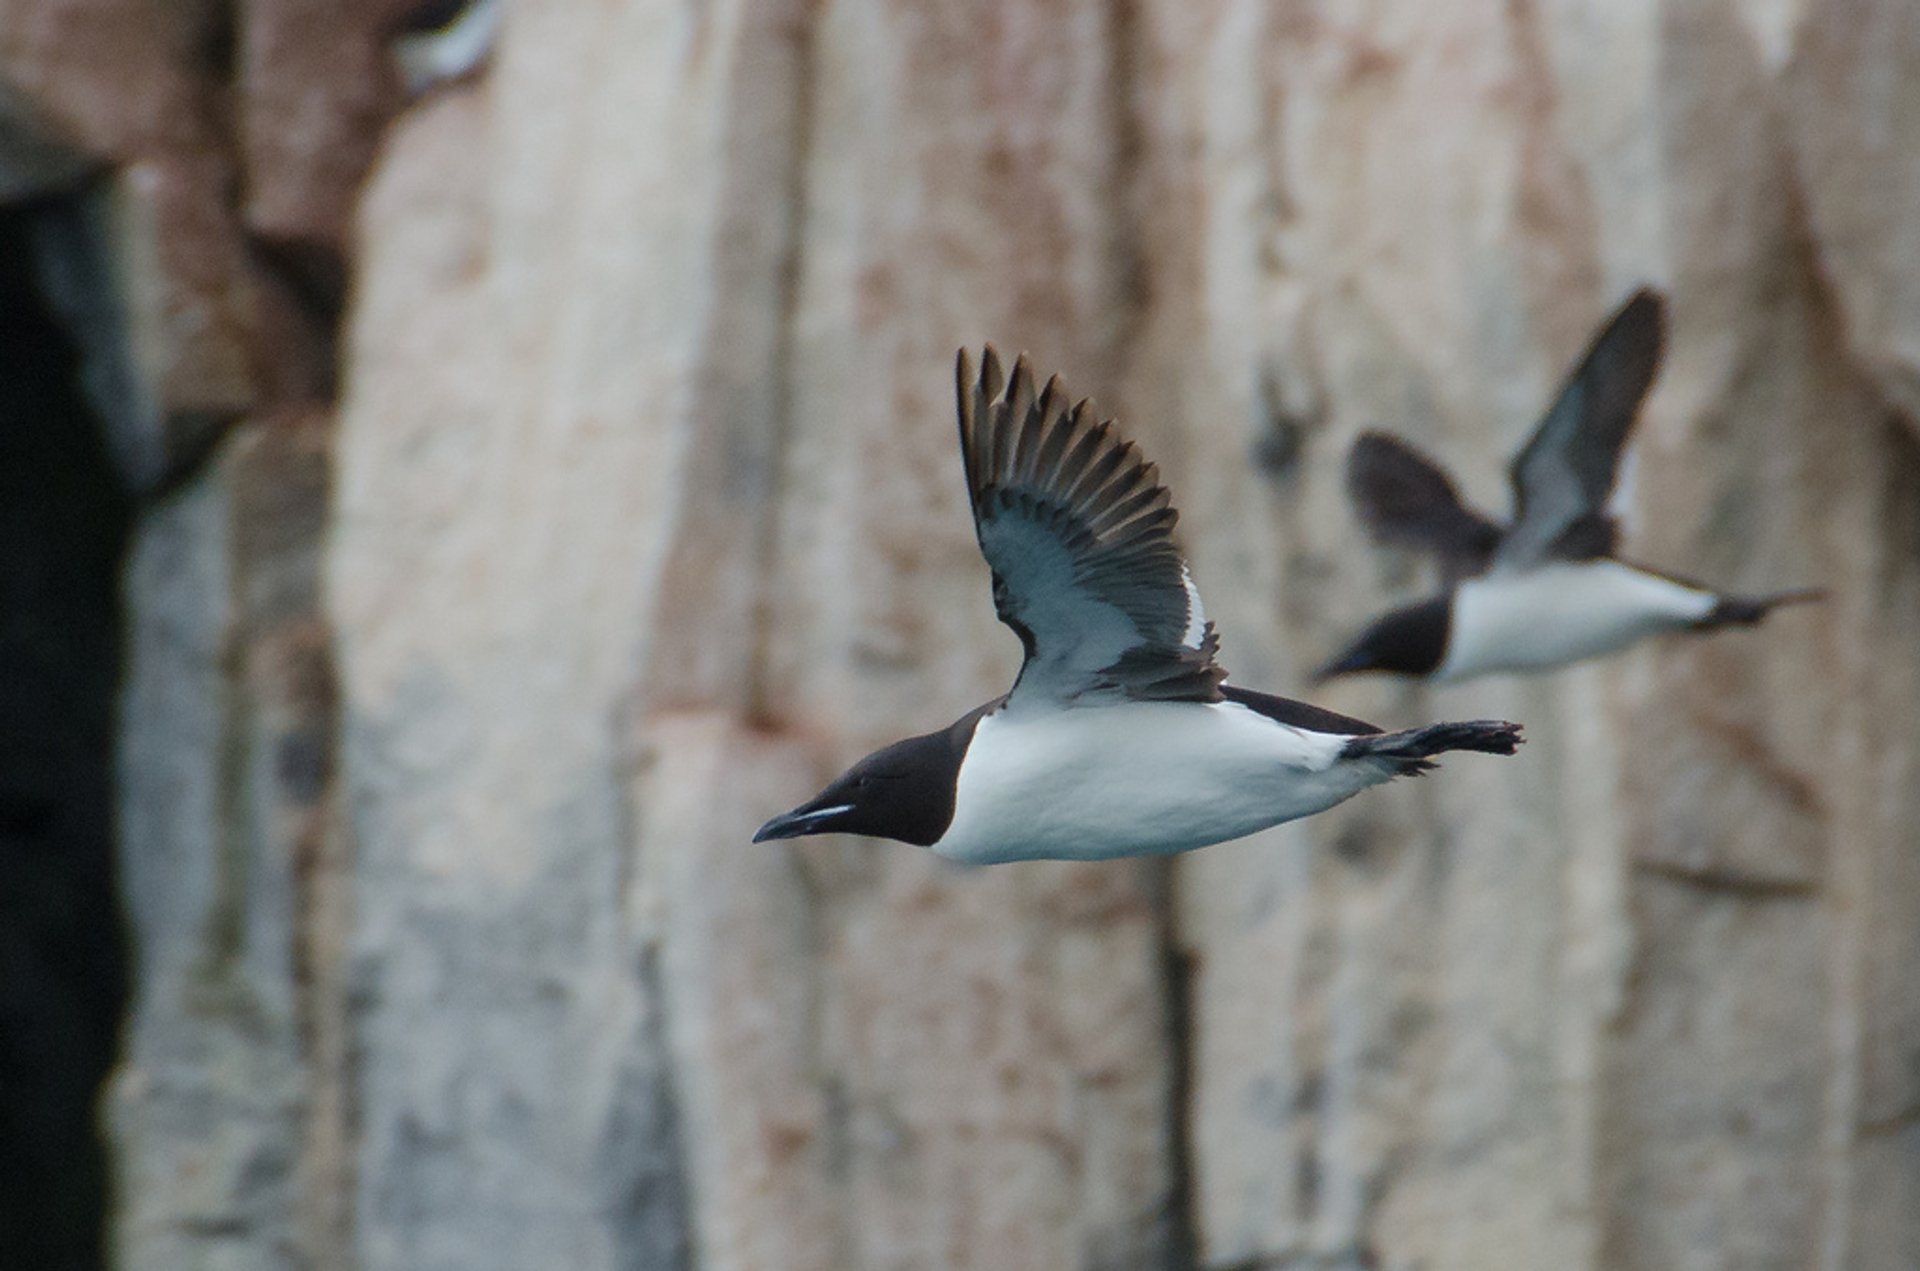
956,345,1224,707
1347,431,1505,582
1495,289,1666,569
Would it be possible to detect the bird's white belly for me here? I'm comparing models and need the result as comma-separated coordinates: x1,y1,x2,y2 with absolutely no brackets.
931,700,1377,864
1436,560,1716,682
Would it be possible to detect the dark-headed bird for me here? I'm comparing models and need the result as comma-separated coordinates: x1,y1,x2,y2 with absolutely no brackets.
755,348,1523,863
1318,290,1821,684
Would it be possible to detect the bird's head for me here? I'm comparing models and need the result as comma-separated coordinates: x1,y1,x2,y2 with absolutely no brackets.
1315,596,1451,681
753,724,973,847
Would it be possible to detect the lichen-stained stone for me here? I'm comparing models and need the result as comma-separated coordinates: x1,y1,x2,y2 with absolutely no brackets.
111,410,339,1271
0,0,219,161
0,0,367,488
1125,2,1920,1270
237,0,409,275
1128,4,1619,1267
626,715,836,1271
1784,0,1920,428
1594,7,1920,1268
331,2,1178,1267
109,157,261,458
0,79,95,199
333,78,675,1271
66,0,1920,1268
752,5,1181,1267
0,1,266,490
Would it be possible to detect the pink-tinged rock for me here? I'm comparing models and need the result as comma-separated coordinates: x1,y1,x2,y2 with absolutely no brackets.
1785,0,1920,429
72,1,1920,1268
238,0,410,259
113,155,259,434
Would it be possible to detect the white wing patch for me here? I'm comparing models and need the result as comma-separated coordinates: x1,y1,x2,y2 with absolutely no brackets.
1180,565,1207,648
1610,445,1641,539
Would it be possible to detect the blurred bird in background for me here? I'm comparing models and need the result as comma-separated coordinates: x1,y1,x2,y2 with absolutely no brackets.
1318,289,1823,683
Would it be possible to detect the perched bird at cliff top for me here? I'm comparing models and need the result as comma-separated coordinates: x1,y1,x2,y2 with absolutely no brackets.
1317,289,1822,684
754,347,1522,864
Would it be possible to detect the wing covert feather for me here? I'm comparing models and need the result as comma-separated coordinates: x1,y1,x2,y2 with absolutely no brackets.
956,346,1223,705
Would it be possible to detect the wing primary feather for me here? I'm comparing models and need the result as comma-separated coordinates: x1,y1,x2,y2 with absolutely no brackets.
1077,440,1149,508
955,347,983,490
985,408,1013,489
1029,397,1082,490
1010,373,1056,483
950,344,1225,704
1051,406,1107,492
1086,465,1166,534
1005,353,1038,429
1346,430,1504,578
1099,507,1179,552
978,344,1006,404
975,346,1007,492
1018,374,1068,484
1497,287,1666,567
1059,425,1132,507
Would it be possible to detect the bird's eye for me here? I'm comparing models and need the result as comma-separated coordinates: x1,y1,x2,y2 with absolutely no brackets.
854,777,872,788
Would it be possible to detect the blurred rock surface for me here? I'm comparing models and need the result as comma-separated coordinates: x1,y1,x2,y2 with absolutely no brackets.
0,0,1913,1268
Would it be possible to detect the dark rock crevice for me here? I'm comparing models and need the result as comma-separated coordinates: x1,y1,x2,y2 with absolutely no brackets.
1153,866,1201,1271
0,195,135,1271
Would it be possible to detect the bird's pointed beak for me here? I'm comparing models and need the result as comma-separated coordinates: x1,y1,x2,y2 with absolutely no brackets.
1312,646,1371,683
752,800,854,843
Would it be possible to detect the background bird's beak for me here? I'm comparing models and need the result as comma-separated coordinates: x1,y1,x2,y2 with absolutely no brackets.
752,800,854,843
1313,647,1372,682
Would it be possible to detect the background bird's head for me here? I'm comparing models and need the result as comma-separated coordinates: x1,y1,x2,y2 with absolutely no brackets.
1316,596,1451,680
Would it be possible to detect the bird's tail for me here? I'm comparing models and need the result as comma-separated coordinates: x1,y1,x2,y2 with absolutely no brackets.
1340,720,1524,775
1694,587,1826,629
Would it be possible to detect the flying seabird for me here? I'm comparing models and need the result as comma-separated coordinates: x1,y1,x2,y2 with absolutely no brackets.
754,347,1523,864
1318,290,1822,684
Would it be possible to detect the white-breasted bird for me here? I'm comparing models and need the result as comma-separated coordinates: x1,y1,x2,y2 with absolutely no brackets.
1318,290,1822,684
754,347,1522,863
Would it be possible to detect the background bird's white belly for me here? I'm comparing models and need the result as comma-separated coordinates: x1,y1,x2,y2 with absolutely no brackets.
931,700,1377,864
1437,560,1716,681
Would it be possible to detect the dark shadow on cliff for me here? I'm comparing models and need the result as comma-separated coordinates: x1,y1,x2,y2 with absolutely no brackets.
0,197,132,1271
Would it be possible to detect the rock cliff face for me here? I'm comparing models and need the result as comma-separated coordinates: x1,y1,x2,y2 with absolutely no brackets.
2,2,1917,1269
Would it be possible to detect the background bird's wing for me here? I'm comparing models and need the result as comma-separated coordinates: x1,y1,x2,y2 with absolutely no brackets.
956,346,1224,707
1495,289,1666,569
1346,431,1505,582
